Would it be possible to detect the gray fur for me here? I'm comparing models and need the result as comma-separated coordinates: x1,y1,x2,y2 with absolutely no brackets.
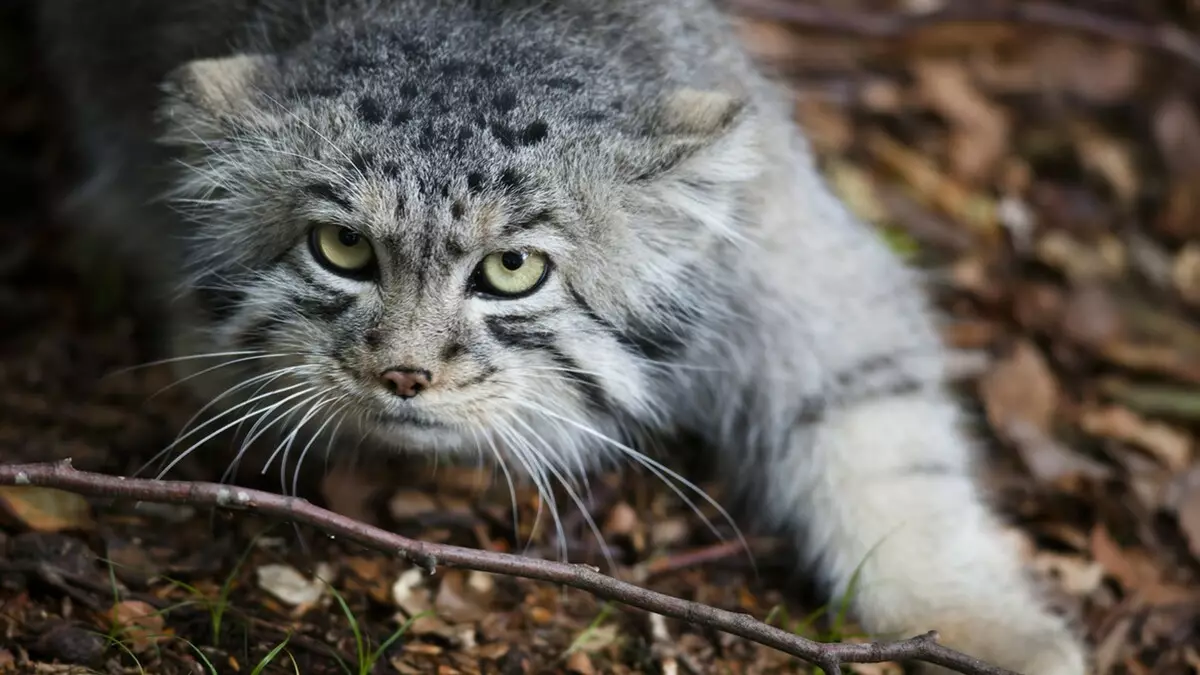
37,1,1087,672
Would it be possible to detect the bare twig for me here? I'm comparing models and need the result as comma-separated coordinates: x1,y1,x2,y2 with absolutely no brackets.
729,0,1200,69
0,459,1021,675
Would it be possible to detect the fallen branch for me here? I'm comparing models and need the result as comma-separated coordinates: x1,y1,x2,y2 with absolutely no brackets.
0,459,1020,675
729,0,1200,70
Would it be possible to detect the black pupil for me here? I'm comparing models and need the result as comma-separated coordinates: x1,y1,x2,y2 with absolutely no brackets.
337,229,360,247
501,251,526,270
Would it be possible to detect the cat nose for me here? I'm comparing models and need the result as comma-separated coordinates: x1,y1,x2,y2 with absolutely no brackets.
380,367,432,399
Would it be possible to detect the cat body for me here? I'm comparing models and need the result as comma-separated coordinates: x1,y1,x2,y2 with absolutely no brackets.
35,1,1086,672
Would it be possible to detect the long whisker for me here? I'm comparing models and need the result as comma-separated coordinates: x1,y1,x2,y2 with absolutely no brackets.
104,349,271,378
518,401,755,570
475,426,521,544
509,414,617,573
493,419,564,561
156,386,319,480
292,399,350,497
145,352,301,401
134,369,315,478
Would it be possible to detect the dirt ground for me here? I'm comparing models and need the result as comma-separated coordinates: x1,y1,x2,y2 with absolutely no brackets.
3,0,1200,673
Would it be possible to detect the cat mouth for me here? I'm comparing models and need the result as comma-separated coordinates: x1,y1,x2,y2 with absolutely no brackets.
377,408,447,429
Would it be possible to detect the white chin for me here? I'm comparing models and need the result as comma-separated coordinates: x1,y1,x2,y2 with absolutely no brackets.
365,420,472,454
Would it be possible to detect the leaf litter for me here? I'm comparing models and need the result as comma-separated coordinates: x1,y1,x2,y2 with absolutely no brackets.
5,0,1200,672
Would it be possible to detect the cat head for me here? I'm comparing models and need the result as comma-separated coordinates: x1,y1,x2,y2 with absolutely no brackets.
152,19,762,466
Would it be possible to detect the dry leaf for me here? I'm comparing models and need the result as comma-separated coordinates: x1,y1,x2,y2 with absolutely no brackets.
1036,231,1126,284
979,340,1059,432
255,562,333,612
434,571,489,624
565,651,596,675
913,58,1009,182
0,486,94,533
1068,120,1139,207
107,601,167,653
1090,525,1193,606
1078,405,1192,471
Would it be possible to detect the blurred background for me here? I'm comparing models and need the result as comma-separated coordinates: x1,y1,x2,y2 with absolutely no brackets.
2,0,1200,672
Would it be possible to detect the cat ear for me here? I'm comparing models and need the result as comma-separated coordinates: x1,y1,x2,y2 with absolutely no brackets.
628,87,756,182
632,88,763,238
656,87,747,139
157,54,275,143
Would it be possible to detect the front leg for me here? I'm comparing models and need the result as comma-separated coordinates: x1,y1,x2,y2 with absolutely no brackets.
747,382,1086,674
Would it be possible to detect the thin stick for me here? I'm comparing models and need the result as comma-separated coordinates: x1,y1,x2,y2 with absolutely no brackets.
0,460,1021,675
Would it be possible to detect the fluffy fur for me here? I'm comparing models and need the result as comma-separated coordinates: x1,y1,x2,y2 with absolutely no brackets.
36,0,1087,672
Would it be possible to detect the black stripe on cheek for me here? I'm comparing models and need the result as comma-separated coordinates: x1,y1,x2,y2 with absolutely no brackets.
303,183,353,211
484,314,555,351
484,314,609,412
545,346,608,412
292,291,356,322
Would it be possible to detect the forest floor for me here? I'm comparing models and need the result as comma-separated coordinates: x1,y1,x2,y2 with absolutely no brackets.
3,0,1200,673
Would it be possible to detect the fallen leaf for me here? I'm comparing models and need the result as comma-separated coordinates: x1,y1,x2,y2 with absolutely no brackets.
1078,405,1192,471
255,562,333,612
1036,231,1126,284
1068,120,1139,207
1090,525,1194,605
392,568,450,635
107,600,167,653
979,339,1059,432
913,58,1009,183
434,571,489,624
0,486,94,533
565,651,596,675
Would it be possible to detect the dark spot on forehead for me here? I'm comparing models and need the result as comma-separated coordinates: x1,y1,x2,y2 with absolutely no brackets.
390,109,412,125
430,91,446,110
466,172,485,193
355,95,385,124
498,168,524,192
493,90,518,113
519,120,548,146
349,151,375,173
382,162,401,180
451,200,465,219
490,122,516,149
476,63,499,79
439,183,451,198
398,83,418,98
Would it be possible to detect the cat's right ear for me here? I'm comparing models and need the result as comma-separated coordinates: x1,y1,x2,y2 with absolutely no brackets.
157,54,276,143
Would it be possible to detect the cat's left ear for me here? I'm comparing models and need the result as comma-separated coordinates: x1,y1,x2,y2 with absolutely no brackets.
632,87,759,183
157,54,277,144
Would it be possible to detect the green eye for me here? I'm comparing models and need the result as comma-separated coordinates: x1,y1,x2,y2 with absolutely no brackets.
309,224,375,278
474,250,550,297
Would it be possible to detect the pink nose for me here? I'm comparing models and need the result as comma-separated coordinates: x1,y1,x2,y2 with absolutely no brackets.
380,368,432,398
